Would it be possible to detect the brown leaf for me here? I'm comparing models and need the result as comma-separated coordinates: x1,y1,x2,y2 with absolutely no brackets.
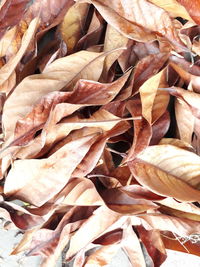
0,17,39,93
50,177,104,206
2,50,105,142
149,0,193,21
158,205,200,222
122,219,146,267
137,213,200,236
137,226,167,267
0,0,30,39
78,0,183,49
16,109,130,159
84,244,120,266
65,206,122,260
93,229,123,246
60,3,89,54
159,138,194,151
150,111,170,145
126,98,152,160
100,25,128,82
139,69,169,124
25,210,85,267
168,86,200,119
129,144,200,201
169,57,200,93
0,200,44,230
177,0,200,24
24,0,75,31
133,53,169,93
100,187,158,214
161,232,200,257
4,133,99,206
175,98,195,144
120,185,165,201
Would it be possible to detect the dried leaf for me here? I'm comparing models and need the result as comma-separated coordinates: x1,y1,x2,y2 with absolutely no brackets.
77,0,183,49
66,206,121,260
0,0,30,39
84,244,120,266
100,187,158,214
136,226,167,267
122,219,146,267
0,17,39,92
2,50,105,142
137,213,200,236
177,0,200,24
4,133,99,206
139,69,169,124
175,98,195,144
129,145,200,201
60,3,89,54
149,0,193,21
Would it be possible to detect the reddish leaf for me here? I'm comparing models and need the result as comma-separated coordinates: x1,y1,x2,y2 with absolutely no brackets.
0,0,30,39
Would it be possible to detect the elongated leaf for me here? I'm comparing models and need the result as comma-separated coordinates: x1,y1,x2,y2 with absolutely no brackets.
126,99,152,160
136,226,167,267
129,145,200,201
168,86,200,119
0,17,39,92
0,200,44,230
65,206,121,260
60,3,89,53
162,233,200,257
139,69,169,124
133,53,169,93
100,187,158,214
122,219,146,267
159,138,194,151
175,98,195,144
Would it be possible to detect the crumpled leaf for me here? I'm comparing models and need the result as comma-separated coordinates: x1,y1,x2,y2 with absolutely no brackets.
2,50,106,142
4,133,99,206
77,0,184,49
0,0,30,39
167,86,200,119
100,187,158,214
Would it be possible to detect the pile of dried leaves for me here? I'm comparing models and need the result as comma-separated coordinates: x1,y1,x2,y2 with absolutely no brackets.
0,0,200,266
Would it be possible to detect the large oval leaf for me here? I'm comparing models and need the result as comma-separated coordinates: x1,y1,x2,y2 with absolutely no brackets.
129,144,200,201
